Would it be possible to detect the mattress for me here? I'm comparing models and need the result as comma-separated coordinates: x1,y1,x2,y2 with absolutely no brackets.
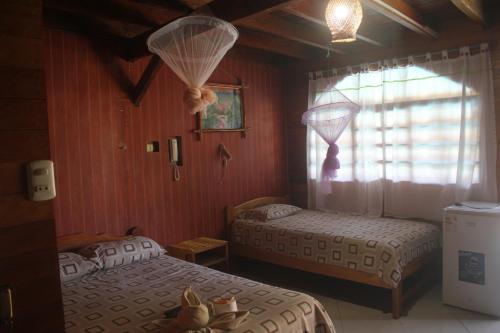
232,210,441,287
61,254,335,333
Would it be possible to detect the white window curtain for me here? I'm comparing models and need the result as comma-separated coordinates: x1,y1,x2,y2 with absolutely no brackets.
307,44,497,221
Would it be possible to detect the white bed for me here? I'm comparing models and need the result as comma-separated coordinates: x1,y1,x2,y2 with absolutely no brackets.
226,196,442,319
232,209,441,288
59,234,335,333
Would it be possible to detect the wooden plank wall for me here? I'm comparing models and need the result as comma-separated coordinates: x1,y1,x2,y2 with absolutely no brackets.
44,28,287,245
285,17,500,206
0,1,64,332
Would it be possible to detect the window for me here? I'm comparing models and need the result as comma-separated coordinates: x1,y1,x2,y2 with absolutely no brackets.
309,66,480,185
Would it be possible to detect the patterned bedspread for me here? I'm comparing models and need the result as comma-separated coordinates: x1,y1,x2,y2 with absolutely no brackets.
62,255,335,333
232,210,441,288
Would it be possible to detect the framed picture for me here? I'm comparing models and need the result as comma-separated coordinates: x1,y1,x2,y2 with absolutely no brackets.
194,83,247,140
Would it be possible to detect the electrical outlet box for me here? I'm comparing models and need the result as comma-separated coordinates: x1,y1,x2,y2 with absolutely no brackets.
146,141,160,153
26,160,56,201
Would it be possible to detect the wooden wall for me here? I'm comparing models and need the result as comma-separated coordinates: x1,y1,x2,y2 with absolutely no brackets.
0,1,64,332
285,17,500,207
44,28,287,245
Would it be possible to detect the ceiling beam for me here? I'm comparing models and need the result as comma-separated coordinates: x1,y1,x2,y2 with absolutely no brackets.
127,0,321,60
44,0,187,29
207,0,301,23
43,7,133,56
132,55,163,106
237,28,317,59
284,0,385,47
178,0,214,10
111,0,190,24
238,15,345,54
449,0,485,24
45,0,319,60
140,0,193,12
361,0,438,38
127,26,318,61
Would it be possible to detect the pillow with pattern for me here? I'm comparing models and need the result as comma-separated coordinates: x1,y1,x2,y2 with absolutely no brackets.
58,252,99,282
237,204,302,221
79,236,166,269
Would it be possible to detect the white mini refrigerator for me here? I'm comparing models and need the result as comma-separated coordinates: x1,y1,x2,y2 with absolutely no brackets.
443,203,500,316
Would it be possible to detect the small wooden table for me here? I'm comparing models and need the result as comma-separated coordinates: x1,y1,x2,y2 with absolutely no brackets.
167,237,229,271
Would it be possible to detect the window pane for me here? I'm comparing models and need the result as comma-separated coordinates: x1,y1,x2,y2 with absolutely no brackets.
308,64,481,186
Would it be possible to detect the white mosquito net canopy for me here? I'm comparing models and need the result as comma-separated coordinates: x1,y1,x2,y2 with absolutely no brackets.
302,88,360,189
147,15,239,115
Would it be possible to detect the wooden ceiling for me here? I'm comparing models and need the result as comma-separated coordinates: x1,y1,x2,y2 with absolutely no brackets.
43,0,499,62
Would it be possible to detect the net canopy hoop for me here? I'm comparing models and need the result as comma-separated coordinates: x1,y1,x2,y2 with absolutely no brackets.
147,15,239,116
302,88,360,186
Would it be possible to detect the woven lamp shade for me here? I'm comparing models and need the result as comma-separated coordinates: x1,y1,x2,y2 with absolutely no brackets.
325,0,363,43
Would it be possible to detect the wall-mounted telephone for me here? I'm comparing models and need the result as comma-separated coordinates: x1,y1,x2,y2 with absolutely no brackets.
169,138,179,164
26,160,56,201
0,285,13,333
168,137,182,181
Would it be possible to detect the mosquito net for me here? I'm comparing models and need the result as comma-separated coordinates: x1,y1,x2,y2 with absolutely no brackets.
147,16,239,115
302,88,360,182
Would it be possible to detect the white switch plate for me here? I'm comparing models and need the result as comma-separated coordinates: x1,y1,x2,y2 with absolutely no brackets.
26,160,56,201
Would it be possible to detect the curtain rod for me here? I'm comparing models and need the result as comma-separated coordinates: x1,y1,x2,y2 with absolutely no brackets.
311,40,497,77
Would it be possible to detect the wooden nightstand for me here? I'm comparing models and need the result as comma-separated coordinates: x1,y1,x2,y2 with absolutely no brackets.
167,237,229,271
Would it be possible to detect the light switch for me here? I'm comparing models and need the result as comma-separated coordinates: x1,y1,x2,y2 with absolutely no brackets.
146,141,160,153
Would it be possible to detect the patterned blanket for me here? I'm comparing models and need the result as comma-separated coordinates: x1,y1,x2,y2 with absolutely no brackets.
232,210,441,287
62,255,335,333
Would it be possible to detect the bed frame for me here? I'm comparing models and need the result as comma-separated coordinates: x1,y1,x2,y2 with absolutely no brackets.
225,196,440,319
57,227,141,252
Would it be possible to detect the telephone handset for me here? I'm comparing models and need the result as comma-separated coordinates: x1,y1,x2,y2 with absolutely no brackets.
168,137,182,181
169,138,179,163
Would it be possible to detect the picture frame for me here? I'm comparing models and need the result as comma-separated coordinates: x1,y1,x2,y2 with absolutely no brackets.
193,82,247,140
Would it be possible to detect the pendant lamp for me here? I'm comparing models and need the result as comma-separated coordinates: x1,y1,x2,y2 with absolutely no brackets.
325,0,363,43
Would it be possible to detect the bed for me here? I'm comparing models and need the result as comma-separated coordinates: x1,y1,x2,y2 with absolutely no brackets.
57,232,335,333
226,196,442,319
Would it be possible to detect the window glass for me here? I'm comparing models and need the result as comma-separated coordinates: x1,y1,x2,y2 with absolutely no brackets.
309,66,480,184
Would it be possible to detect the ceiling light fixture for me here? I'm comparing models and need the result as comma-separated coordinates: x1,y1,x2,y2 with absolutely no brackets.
325,0,363,43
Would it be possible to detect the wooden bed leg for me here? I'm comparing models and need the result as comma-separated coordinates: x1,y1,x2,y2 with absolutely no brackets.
392,283,403,319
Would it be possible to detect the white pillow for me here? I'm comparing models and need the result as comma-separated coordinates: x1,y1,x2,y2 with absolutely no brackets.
237,204,302,221
79,236,166,269
58,252,98,282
